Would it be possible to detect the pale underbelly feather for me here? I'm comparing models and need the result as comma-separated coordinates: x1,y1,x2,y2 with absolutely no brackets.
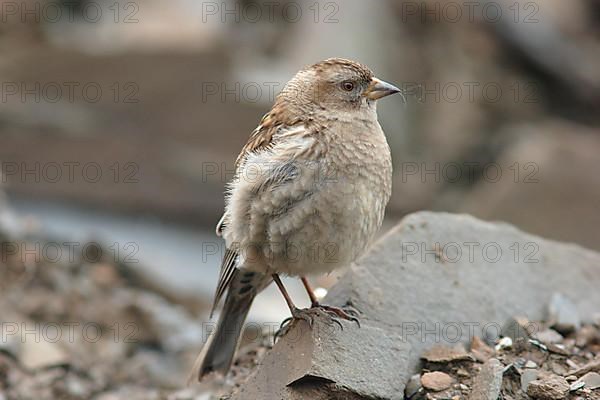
224,126,391,276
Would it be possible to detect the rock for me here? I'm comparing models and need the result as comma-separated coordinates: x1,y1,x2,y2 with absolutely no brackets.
525,360,538,369
405,374,422,398
495,337,513,351
548,360,569,376
569,380,585,392
232,315,410,400
457,368,470,378
470,337,495,362
577,372,600,390
233,212,600,398
422,344,472,363
546,343,570,356
62,373,95,399
569,359,600,377
19,339,69,370
566,359,580,370
469,358,504,400
534,329,564,345
501,317,536,341
116,290,204,353
548,293,581,334
575,325,599,348
521,369,539,392
11,368,67,399
421,371,453,392
527,375,570,400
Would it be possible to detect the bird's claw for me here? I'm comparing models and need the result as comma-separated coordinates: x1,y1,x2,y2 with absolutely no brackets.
311,303,361,328
275,305,354,340
274,316,293,340
275,307,315,340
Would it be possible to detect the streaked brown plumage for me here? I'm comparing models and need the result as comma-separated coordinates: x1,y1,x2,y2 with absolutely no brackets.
192,58,400,381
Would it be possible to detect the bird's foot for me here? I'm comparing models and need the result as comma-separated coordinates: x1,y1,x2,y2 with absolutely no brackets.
311,302,361,328
275,306,348,340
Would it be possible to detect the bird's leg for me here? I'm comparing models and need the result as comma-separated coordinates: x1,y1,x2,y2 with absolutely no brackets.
272,274,346,337
272,274,297,313
272,274,315,328
300,276,319,306
301,276,360,327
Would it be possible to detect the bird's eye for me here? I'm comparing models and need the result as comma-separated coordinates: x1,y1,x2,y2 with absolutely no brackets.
341,81,355,91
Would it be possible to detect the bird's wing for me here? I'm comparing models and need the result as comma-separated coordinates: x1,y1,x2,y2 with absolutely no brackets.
210,107,306,316
210,247,238,317
214,106,301,235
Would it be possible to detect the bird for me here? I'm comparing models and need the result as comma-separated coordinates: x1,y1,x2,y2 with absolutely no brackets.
192,58,400,381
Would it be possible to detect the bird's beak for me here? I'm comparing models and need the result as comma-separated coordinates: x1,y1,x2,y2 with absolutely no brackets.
364,77,401,100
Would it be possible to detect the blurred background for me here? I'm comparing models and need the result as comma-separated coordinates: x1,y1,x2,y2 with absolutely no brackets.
1,0,600,398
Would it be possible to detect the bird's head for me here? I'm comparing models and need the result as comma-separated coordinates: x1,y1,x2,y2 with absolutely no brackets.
277,58,401,114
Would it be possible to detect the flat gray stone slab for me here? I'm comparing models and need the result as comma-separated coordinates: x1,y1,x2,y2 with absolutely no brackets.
233,212,600,399
233,315,410,400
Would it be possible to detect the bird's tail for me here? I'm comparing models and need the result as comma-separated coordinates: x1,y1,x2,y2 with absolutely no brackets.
189,273,256,382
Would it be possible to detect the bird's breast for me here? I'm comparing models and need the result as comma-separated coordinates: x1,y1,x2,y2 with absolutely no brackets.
224,118,393,276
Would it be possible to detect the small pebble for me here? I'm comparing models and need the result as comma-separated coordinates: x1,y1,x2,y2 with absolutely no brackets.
405,373,422,398
547,343,570,356
578,372,600,390
535,329,564,345
521,369,538,392
525,360,538,369
421,371,453,392
569,381,585,392
566,359,579,370
495,337,513,351
422,344,472,363
527,375,570,400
